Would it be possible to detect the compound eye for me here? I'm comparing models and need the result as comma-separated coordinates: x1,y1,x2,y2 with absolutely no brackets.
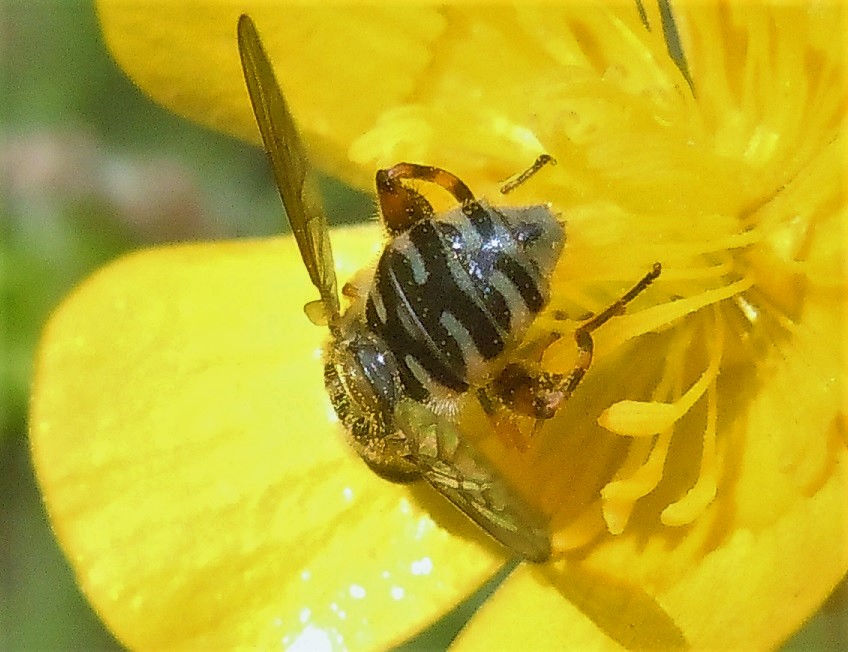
354,338,399,412
334,332,399,417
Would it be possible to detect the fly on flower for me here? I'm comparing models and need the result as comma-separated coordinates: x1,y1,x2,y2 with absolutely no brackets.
237,14,660,562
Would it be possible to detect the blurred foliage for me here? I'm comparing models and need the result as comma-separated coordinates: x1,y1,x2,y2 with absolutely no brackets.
0,1,842,650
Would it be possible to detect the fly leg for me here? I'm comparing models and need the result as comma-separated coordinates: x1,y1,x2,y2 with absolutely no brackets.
376,155,555,235
489,263,662,433
375,163,475,235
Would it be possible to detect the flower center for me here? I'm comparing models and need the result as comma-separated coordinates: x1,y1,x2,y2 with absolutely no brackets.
454,193,818,559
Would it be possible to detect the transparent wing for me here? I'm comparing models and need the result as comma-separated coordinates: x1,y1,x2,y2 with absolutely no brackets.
237,14,340,323
395,401,552,563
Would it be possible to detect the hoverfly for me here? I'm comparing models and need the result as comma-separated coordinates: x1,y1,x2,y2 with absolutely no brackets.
237,14,660,562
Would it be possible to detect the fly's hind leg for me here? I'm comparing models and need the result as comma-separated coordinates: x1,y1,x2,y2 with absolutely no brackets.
376,155,556,235
376,163,476,235
486,263,662,442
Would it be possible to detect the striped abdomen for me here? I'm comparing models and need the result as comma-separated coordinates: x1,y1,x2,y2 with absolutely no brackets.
364,200,564,403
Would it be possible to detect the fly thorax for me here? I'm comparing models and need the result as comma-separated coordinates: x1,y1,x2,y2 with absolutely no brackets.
324,324,420,482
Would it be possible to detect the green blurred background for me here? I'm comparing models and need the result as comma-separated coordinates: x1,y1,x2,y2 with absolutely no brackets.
0,1,843,649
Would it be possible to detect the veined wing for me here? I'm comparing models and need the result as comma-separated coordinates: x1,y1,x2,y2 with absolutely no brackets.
395,400,552,563
237,14,340,324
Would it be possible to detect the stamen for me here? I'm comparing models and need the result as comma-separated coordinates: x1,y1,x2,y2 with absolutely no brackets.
598,308,725,533
599,308,722,437
596,328,690,533
543,262,746,348
654,307,726,528
601,430,673,535
661,381,718,525
599,275,752,354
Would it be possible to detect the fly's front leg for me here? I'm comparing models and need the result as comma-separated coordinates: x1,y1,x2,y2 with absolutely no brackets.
499,154,556,195
490,263,662,430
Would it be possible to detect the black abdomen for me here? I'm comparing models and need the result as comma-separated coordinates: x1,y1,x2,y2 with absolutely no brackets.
365,200,563,402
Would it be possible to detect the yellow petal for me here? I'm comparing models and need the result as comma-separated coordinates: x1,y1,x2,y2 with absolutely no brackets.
453,563,685,651
30,227,505,650
96,2,445,189
658,448,848,649
95,2,689,196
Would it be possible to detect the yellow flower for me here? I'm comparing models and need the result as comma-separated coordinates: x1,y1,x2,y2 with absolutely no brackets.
30,2,846,649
